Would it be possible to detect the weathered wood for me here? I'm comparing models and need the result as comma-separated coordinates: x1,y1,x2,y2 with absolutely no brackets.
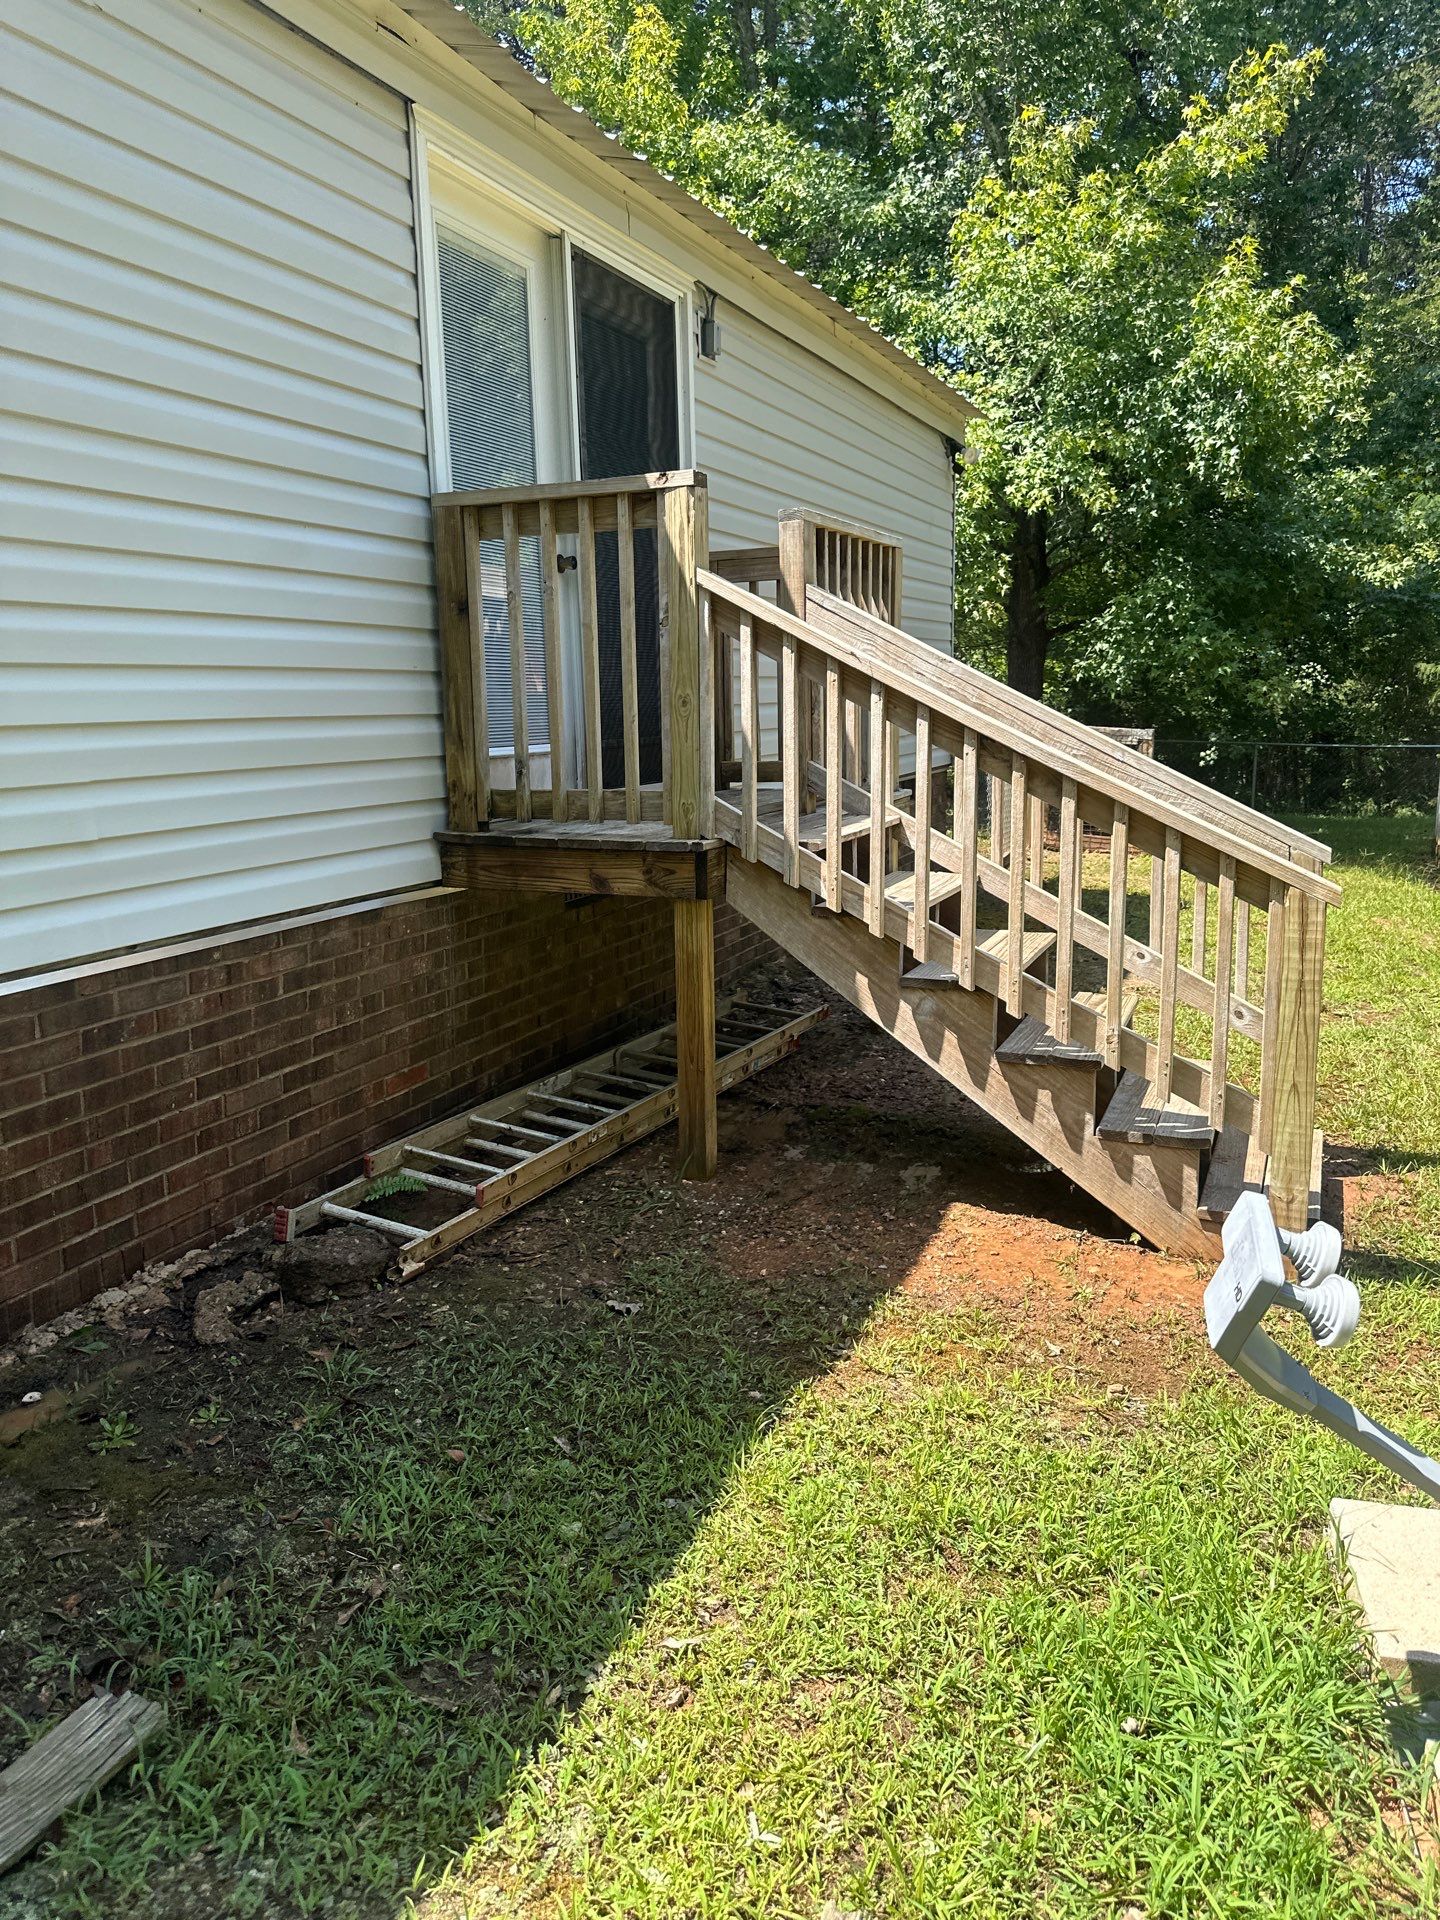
616,490,641,824
538,499,565,822
576,494,603,824
501,502,530,823
1006,756,1028,1014
739,610,758,863
781,631,800,886
1105,802,1130,1069
1265,884,1327,1230
957,728,978,990
661,482,708,839
674,898,717,1179
824,662,843,911
1054,777,1078,1041
1155,830,1182,1103
1209,857,1236,1128
913,703,932,962
1098,1070,1213,1148
867,681,887,937
0,1692,165,1871
438,835,724,901
433,502,479,832
727,854,1214,1256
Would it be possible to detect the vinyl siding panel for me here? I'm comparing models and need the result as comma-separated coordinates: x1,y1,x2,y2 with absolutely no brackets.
696,305,955,758
0,0,437,977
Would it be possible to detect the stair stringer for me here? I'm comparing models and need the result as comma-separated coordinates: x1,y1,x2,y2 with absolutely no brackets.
726,852,1221,1260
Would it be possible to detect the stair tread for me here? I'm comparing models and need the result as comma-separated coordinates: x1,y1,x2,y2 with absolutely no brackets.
884,867,967,909
796,805,870,850
899,959,960,988
995,1015,1102,1067
1097,1070,1213,1148
1199,1126,1267,1218
975,928,1057,967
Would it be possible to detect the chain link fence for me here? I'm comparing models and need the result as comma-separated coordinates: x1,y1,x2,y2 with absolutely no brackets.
1153,739,1440,822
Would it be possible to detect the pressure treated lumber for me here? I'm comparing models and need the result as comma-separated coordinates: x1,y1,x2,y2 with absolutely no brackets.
673,899,718,1179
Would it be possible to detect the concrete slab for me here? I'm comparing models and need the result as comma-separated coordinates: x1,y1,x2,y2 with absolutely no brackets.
1329,1498,1440,1699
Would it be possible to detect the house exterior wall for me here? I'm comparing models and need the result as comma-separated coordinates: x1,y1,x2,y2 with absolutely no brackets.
1,0,443,983
0,0,952,1329
0,895,774,1337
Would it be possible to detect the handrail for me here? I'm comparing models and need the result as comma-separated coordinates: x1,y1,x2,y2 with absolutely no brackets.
698,567,1333,1230
723,576,1335,898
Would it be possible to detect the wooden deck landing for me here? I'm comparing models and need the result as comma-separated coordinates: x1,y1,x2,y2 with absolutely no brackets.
437,820,725,900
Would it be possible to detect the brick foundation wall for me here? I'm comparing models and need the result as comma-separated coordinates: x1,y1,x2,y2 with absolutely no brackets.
0,893,776,1337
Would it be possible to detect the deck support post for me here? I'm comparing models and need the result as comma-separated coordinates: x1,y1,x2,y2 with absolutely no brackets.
1266,885,1326,1230
673,898,717,1179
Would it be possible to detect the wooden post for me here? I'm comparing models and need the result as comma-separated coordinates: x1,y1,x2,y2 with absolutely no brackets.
662,476,717,1179
674,898,717,1180
433,502,480,832
1266,885,1327,1229
660,478,709,839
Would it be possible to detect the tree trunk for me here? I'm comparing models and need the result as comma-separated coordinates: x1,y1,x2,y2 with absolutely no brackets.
1005,508,1050,700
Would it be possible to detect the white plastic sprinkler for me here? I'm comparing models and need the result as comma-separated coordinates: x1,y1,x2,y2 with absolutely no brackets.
1204,1193,1440,1502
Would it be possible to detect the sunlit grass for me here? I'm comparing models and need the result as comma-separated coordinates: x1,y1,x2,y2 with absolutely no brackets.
13,817,1439,1918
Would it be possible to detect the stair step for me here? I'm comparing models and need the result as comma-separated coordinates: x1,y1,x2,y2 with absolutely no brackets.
884,867,967,911
996,989,1142,1067
975,928,1057,970
1097,1070,1213,1148
797,805,870,851
898,959,960,989
1199,1125,1267,1219
995,1015,1102,1067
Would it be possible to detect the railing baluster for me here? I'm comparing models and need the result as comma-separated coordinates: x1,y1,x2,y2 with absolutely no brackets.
1257,881,1285,1152
867,680,886,936
739,609,758,863
1054,777,1078,1041
501,503,530,822
914,704,932,962
1155,829,1182,1101
1006,756,1028,1013
1192,878,1208,974
1149,854,1164,950
1105,802,1130,1067
461,507,490,825
537,500,564,822
1028,792,1044,887
825,662,843,911
781,630,800,887
575,495,603,823
1209,857,1236,1127
957,727,978,990
616,492,641,825
1235,900,1251,998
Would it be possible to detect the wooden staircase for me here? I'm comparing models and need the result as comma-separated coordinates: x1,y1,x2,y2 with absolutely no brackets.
428,475,1336,1259
700,512,1336,1259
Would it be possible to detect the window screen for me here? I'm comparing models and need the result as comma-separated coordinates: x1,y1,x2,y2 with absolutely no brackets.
437,225,549,755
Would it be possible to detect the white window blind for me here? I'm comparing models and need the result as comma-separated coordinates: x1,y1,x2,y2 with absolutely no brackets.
437,225,549,754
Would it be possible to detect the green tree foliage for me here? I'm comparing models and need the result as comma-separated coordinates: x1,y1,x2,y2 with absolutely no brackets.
465,0,1439,740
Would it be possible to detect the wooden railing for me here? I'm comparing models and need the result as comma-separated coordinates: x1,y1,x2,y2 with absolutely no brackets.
698,569,1337,1230
431,471,710,834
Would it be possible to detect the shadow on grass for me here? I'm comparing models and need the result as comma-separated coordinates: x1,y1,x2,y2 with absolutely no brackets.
10,1243,911,1920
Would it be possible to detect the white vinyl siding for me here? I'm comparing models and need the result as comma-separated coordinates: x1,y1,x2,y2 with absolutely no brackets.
0,0,437,977
696,305,955,760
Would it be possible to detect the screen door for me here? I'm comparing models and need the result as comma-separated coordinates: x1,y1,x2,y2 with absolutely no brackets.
571,250,680,788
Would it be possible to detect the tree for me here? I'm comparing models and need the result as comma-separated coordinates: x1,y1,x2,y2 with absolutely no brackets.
466,1,1438,738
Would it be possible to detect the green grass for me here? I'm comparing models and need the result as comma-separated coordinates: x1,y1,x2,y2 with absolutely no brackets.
10,815,1440,1920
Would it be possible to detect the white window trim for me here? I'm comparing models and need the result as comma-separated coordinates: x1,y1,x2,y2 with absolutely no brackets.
411,105,696,481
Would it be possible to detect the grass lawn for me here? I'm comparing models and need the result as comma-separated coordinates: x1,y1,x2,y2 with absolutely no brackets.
1,815,1437,1919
